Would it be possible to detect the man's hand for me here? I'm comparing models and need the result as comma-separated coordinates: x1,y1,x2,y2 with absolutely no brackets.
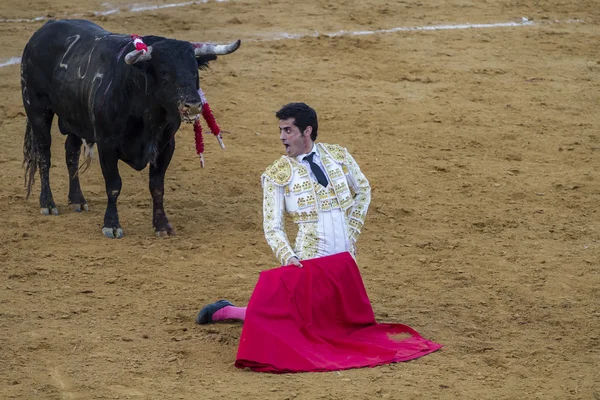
289,257,303,268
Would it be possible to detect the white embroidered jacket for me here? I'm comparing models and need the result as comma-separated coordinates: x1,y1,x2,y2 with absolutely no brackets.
261,143,371,265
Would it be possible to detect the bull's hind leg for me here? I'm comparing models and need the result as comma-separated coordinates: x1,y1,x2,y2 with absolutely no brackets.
150,138,176,237
65,134,89,212
24,111,58,215
98,148,123,238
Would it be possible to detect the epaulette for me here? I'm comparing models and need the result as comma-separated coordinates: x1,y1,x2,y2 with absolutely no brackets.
320,143,348,163
262,156,292,185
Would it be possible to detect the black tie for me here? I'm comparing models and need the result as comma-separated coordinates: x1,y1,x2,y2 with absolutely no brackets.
303,153,328,187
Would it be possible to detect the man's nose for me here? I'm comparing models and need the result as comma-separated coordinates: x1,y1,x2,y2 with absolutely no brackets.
279,130,285,140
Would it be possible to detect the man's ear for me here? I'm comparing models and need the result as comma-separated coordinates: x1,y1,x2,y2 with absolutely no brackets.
303,126,313,137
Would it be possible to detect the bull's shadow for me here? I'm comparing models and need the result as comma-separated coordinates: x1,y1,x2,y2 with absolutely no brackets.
20,19,240,238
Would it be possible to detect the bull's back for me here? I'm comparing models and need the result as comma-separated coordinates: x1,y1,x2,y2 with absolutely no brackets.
21,20,118,98
23,20,110,67
21,20,128,137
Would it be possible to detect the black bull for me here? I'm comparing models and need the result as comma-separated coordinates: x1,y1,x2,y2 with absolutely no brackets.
20,19,240,238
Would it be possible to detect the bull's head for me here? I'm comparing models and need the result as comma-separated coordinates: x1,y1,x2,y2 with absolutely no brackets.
124,38,240,122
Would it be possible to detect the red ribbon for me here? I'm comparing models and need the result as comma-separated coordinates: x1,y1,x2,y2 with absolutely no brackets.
193,88,224,167
194,118,204,155
131,34,148,53
201,102,221,137
194,101,221,157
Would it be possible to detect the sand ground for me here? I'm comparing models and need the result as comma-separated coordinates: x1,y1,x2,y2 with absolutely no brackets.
0,0,599,398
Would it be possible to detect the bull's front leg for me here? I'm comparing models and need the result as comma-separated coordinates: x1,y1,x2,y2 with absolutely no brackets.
98,149,124,238
150,138,175,237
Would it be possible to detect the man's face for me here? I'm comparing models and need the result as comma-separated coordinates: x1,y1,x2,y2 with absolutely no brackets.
279,118,312,157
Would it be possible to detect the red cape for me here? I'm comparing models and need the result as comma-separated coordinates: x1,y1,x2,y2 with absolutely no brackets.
235,252,442,373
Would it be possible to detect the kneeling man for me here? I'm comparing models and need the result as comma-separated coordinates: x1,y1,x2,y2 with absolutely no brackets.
197,102,371,323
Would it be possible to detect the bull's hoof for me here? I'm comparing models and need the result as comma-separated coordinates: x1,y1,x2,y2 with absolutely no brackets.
71,203,89,212
40,207,59,216
155,224,175,238
102,227,124,239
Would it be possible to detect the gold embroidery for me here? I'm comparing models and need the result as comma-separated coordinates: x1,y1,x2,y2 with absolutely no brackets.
348,228,360,243
298,165,309,177
340,195,353,209
263,157,292,185
322,197,342,211
263,176,296,265
329,168,343,180
334,182,349,193
275,240,294,265
297,197,307,209
289,210,319,223
351,209,365,218
316,185,336,199
301,180,312,192
321,143,347,163
292,179,314,194
295,223,319,260
349,219,362,229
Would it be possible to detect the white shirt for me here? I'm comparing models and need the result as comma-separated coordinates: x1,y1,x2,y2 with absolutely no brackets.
294,145,351,259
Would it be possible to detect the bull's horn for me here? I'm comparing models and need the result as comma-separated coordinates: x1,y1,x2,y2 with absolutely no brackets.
124,46,153,65
193,40,241,56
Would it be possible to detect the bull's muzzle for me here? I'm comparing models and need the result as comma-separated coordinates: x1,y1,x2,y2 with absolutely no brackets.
183,102,202,115
179,101,202,122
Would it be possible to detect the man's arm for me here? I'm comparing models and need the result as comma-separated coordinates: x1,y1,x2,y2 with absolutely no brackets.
262,175,298,266
344,150,371,244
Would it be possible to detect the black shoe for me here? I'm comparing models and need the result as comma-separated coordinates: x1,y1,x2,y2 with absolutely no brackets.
195,300,234,325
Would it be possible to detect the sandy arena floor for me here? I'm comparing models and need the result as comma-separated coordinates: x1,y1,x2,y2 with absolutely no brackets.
0,0,599,398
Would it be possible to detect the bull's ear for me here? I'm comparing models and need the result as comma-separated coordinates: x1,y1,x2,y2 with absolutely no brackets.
196,54,217,70
125,47,153,65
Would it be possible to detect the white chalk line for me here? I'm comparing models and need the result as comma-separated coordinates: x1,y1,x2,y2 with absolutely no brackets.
256,20,539,41
0,0,231,22
0,18,584,69
0,56,21,67
249,17,583,41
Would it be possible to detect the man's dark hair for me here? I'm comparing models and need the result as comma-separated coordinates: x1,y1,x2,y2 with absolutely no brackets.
276,102,318,141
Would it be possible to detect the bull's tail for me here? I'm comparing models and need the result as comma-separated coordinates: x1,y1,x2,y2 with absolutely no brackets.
23,118,38,200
